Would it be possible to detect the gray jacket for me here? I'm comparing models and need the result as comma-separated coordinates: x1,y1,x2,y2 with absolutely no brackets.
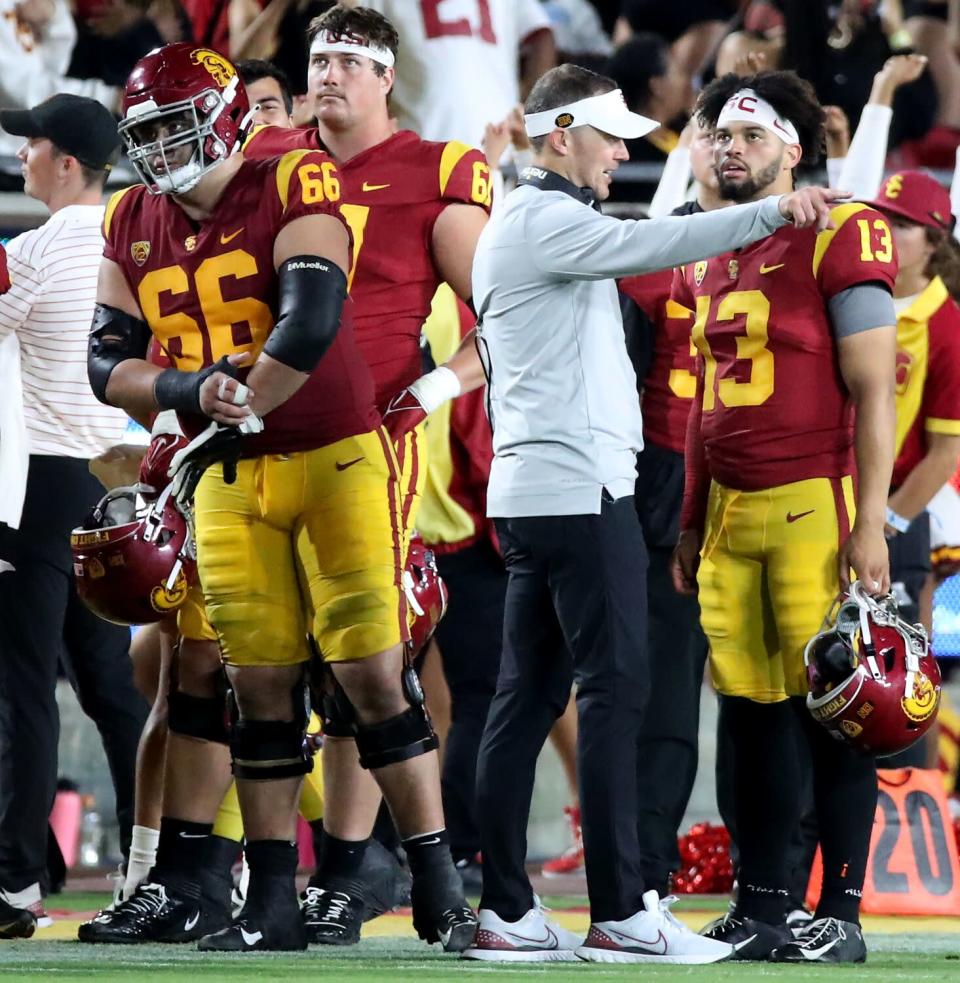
472,168,788,518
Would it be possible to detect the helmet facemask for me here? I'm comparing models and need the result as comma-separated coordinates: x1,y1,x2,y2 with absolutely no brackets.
120,75,243,195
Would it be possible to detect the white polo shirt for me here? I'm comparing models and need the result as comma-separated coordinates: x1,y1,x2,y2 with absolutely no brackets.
0,204,128,458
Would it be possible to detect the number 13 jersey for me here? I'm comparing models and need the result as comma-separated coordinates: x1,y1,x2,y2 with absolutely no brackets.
671,202,898,491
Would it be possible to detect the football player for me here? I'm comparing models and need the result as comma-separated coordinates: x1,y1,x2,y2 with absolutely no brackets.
242,4,489,947
85,43,413,952
671,70,898,963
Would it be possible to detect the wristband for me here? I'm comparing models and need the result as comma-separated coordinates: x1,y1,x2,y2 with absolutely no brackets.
407,365,462,414
885,506,910,534
154,356,237,414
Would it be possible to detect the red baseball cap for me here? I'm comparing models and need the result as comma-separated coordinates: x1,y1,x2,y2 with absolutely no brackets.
869,170,955,232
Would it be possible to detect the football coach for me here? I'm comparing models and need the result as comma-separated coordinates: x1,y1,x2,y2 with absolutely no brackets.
468,64,850,961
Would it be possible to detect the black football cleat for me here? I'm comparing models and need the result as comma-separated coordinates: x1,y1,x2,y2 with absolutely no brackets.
0,896,36,939
77,881,197,944
360,839,411,921
301,887,364,945
769,917,867,963
700,912,793,961
198,906,307,951
410,865,478,953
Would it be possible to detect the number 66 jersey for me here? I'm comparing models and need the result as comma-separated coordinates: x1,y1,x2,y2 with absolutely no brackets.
672,201,898,491
101,149,379,454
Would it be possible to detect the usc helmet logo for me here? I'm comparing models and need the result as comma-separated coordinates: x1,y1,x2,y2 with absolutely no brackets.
190,48,235,88
150,569,190,613
902,672,939,723
884,174,904,200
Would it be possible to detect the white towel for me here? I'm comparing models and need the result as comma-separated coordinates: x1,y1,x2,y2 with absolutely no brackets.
0,331,28,529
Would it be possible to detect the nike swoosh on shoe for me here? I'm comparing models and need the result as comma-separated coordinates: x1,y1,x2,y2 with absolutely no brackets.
732,934,758,952
240,927,263,945
800,940,840,960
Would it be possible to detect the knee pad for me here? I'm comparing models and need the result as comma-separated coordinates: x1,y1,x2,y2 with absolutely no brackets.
354,670,438,770
168,690,230,745
230,717,313,780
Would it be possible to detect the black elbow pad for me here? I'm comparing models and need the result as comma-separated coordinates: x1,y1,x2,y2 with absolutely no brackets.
263,256,347,373
88,303,152,404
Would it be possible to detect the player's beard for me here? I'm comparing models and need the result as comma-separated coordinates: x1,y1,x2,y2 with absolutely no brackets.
716,155,783,202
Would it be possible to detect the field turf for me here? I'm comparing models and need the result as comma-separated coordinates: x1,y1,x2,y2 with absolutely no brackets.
0,892,956,981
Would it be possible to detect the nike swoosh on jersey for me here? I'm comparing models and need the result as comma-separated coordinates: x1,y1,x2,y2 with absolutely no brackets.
786,509,815,523
184,911,200,932
361,182,390,192
220,228,244,245
335,457,364,471
240,927,263,945
759,262,785,274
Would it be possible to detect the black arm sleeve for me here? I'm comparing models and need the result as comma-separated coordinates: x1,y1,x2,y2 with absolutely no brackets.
87,303,152,405
262,256,348,373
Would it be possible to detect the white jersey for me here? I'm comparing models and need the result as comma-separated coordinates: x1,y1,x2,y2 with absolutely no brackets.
363,0,552,145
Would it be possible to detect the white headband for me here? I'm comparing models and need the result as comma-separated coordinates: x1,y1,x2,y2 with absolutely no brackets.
716,89,800,145
524,88,658,141
309,30,395,69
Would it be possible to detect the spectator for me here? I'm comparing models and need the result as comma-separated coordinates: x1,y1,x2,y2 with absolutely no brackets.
605,33,694,202
355,0,555,146
0,95,148,924
0,0,119,174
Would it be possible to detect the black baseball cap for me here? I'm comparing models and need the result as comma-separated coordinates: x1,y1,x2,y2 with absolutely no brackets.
0,94,121,171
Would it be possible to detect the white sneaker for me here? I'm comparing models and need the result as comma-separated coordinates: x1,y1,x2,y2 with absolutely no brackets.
576,891,733,964
462,900,582,962
1,882,52,928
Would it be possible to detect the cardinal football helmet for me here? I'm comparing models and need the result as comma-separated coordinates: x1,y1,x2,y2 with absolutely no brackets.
402,536,448,657
804,580,940,756
120,43,251,194
71,484,196,626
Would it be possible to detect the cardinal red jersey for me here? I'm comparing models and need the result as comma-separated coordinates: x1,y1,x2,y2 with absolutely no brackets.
672,202,898,490
620,269,696,454
244,125,493,410
892,276,960,487
102,150,378,455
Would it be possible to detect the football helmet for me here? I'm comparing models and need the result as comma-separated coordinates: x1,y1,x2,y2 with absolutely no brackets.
804,580,940,756
120,43,251,195
402,536,448,657
71,484,196,626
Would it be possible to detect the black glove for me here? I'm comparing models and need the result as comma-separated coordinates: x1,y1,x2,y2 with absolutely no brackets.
167,421,246,508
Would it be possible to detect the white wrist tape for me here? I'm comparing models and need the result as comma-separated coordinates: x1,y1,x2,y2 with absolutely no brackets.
217,377,250,406
408,366,461,415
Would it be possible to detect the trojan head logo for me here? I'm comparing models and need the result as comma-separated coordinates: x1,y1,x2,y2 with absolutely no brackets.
884,174,904,200
184,235,197,253
555,112,574,128
150,569,189,614
694,260,707,286
190,48,235,88
727,259,739,280
895,349,913,395
840,719,863,739
131,241,150,266
902,672,939,723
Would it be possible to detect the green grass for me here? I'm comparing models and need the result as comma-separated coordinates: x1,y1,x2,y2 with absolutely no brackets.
0,936,956,981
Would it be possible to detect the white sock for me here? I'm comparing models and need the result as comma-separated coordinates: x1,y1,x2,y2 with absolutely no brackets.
122,825,160,900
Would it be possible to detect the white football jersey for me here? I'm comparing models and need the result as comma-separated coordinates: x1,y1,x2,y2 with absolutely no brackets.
363,0,552,145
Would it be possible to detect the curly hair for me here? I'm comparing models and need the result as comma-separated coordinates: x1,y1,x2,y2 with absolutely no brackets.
306,5,400,78
695,70,825,167
926,227,960,302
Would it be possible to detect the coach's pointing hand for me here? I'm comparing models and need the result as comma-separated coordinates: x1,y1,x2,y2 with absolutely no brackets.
778,187,852,232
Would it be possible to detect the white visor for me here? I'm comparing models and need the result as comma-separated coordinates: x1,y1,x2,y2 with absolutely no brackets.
309,30,395,69
524,88,658,140
716,89,800,145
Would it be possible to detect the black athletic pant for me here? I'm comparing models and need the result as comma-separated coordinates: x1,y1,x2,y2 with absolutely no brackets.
0,456,148,891
433,541,505,862
477,494,650,923
634,442,709,895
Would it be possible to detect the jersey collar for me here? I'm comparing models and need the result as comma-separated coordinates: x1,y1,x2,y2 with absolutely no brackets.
517,165,598,209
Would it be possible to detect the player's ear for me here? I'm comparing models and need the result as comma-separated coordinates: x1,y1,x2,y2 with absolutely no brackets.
380,66,395,98
783,141,802,171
